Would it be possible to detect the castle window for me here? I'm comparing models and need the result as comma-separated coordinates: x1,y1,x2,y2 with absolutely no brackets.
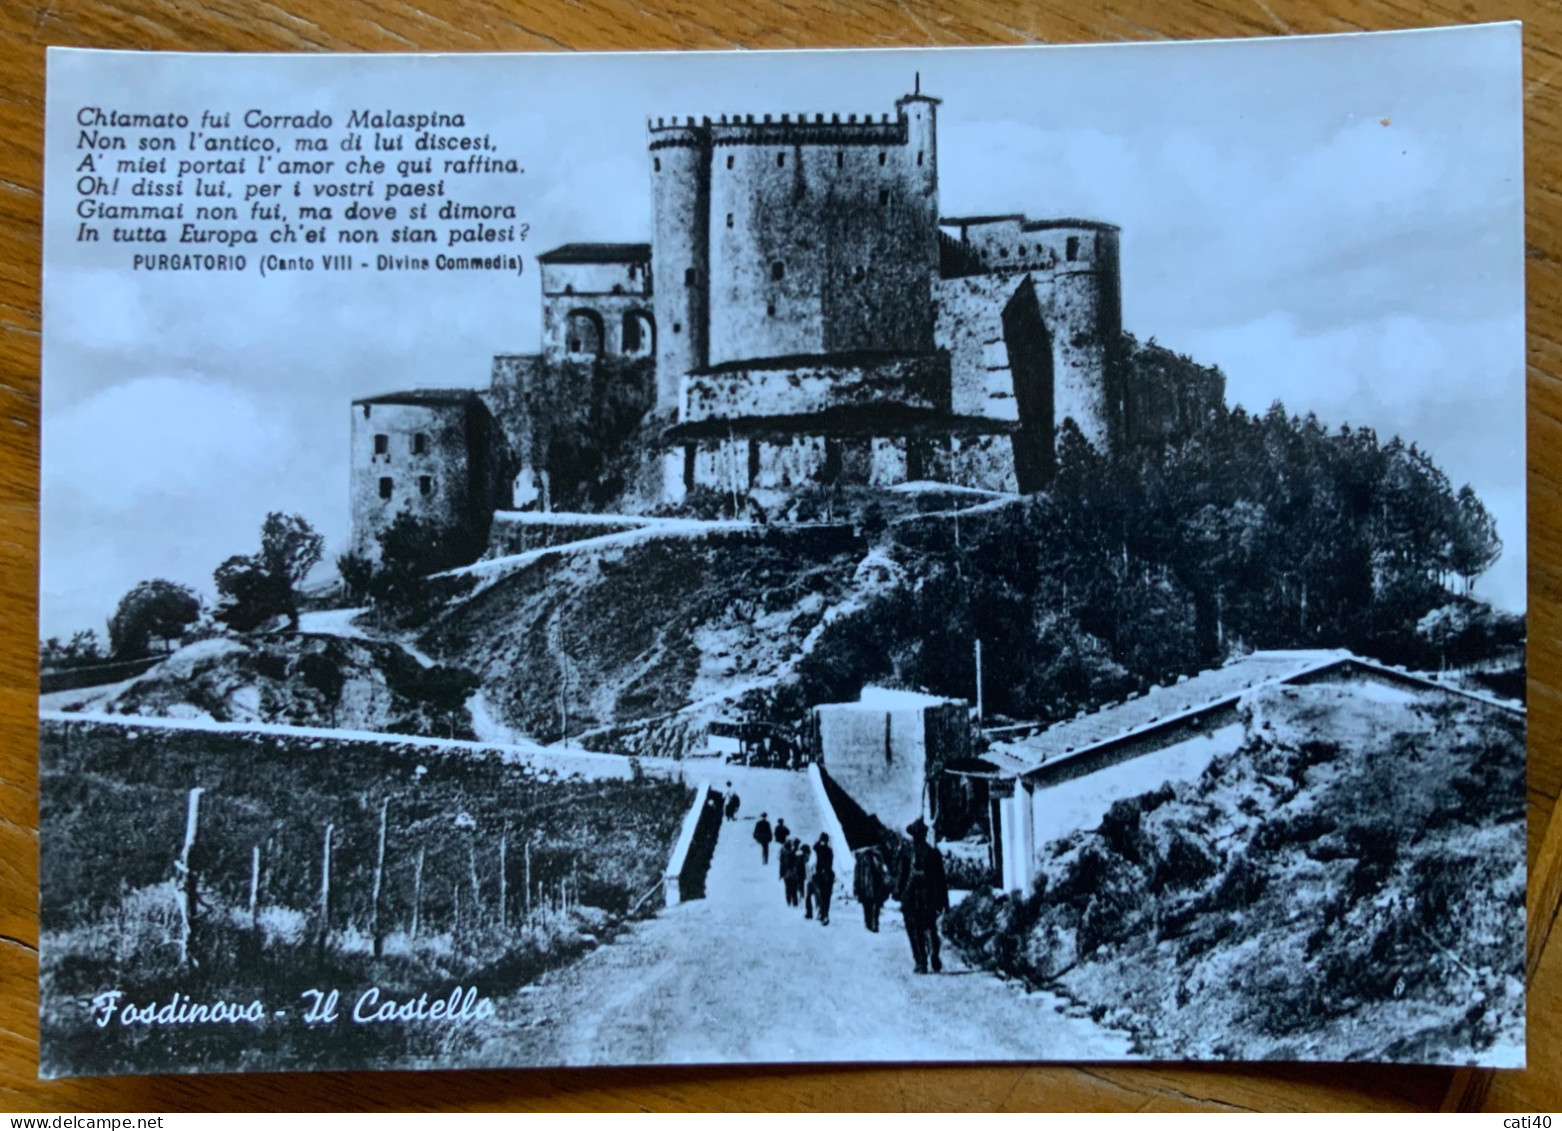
418,475,433,497
413,433,427,455
673,322,682,334
654,157,661,172
878,151,886,165
612,283,624,295
683,443,696,492
853,265,865,282
378,476,393,501
564,309,604,358
1066,235,1080,261
373,433,389,456
878,189,889,206
777,152,786,167
748,439,761,487
917,150,924,166
622,310,654,357
837,152,844,169
771,261,784,282
564,284,574,295
685,266,696,285
727,154,734,169
999,247,1008,258
726,213,734,228
766,302,776,317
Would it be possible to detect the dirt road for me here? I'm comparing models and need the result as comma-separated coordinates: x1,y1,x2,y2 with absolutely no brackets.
468,766,1129,1066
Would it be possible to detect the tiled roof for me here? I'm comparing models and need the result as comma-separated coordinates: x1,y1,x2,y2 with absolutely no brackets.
992,650,1354,777
536,242,651,265
352,388,481,407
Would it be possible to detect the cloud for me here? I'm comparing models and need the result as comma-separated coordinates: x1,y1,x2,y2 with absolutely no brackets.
44,375,296,509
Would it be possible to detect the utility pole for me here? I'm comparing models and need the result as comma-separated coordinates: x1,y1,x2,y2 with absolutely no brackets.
974,638,984,722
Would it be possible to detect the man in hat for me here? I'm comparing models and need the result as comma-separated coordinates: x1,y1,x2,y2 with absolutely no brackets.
723,782,741,822
753,812,773,865
895,817,949,973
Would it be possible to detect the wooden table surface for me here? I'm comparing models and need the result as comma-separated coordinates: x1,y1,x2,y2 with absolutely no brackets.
2,0,1559,1112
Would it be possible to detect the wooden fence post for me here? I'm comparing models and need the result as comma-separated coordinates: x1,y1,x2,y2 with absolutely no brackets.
499,829,508,932
248,844,260,931
176,787,203,966
411,843,424,940
371,798,388,958
318,822,334,954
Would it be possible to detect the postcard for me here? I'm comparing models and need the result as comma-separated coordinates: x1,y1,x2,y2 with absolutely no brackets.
38,25,1526,1076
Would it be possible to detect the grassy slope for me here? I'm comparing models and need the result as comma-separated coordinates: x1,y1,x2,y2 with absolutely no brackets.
419,528,864,751
100,633,477,739
947,682,1526,1064
39,719,693,1076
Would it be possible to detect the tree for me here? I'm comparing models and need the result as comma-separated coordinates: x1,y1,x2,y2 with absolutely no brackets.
337,511,483,622
214,512,325,632
1450,485,1502,594
107,579,201,659
39,629,107,670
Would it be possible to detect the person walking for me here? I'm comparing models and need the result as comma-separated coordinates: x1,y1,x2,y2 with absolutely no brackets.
753,812,773,865
723,783,741,822
797,843,813,915
853,842,891,932
809,832,836,926
895,817,949,973
772,817,790,866
778,836,798,903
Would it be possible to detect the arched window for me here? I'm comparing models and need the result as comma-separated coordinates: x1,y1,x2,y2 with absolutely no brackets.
564,309,604,358
685,266,697,285
771,261,785,282
622,310,655,357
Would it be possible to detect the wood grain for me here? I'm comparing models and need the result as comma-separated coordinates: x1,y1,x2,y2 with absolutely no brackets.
1,0,1556,1112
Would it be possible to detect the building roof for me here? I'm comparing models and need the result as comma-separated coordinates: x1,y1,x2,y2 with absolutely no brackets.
352,388,482,408
987,649,1523,783
536,243,652,265
819,685,968,713
939,215,1120,233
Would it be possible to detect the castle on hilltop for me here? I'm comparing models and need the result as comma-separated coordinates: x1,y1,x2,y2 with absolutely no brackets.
350,81,1219,558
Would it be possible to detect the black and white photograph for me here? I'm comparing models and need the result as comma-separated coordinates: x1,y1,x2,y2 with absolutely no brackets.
38,25,1527,1077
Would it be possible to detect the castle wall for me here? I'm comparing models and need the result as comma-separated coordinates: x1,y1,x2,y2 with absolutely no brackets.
934,223,1124,471
350,400,476,558
679,353,948,427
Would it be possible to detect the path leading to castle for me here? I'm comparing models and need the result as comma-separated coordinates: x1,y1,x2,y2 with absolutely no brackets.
465,765,1130,1067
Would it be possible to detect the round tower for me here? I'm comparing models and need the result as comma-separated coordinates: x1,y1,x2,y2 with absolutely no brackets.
649,118,710,416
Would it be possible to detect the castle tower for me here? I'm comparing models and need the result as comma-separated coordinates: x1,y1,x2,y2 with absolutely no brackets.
648,118,711,416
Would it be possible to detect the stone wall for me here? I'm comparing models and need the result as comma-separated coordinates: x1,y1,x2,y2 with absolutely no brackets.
349,395,510,560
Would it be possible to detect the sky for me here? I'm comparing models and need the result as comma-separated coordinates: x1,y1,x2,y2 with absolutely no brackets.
40,25,1526,639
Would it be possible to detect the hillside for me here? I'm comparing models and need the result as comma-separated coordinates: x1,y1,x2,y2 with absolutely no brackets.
418,525,867,755
97,633,478,740
945,681,1527,1065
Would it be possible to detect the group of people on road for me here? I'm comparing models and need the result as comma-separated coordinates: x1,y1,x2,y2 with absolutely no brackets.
747,804,951,974
754,813,836,925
